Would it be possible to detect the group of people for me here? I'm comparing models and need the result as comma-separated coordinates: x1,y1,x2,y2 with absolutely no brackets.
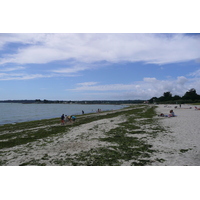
61,114,76,125
158,109,176,118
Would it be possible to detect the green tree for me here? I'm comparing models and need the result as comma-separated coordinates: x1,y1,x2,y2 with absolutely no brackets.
163,91,172,101
172,95,181,101
149,97,158,104
43,99,49,103
182,88,199,101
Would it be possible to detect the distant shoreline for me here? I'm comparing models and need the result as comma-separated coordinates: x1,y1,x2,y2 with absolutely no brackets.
0,99,145,104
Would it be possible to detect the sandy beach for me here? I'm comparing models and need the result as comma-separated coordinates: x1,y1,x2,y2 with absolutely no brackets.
1,104,200,166
151,104,200,166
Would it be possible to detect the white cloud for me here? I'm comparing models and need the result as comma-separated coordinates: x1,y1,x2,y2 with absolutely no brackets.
69,76,195,100
143,77,158,83
0,33,200,66
0,33,47,50
189,69,200,77
0,66,26,72
52,65,90,74
177,76,188,85
0,72,52,81
77,82,99,86
71,83,137,91
51,62,109,77
0,66,82,80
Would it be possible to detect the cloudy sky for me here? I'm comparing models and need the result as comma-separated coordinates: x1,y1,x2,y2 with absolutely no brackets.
0,33,200,100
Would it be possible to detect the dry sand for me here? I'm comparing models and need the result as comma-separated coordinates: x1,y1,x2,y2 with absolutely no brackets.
150,104,200,166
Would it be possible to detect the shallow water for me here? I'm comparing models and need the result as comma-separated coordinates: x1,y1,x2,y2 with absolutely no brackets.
0,103,125,125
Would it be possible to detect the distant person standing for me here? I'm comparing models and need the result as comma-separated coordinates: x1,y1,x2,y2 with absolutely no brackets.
179,104,181,108
82,110,84,115
61,114,65,125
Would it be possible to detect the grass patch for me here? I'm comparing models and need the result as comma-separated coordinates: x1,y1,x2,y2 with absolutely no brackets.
180,148,192,153
0,125,68,149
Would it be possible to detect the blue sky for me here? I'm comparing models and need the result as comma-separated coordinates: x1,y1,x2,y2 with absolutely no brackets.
0,33,200,100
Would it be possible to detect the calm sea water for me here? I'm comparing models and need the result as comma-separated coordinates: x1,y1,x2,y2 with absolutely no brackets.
0,103,125,125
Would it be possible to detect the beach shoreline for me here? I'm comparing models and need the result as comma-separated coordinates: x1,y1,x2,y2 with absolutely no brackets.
0,105,155,165
1,104,200,166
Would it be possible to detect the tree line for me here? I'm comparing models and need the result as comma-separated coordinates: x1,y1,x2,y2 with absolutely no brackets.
149,88,200,104
0,99,145,104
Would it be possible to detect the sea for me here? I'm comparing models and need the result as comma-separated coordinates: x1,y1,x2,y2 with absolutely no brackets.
0,103,126,125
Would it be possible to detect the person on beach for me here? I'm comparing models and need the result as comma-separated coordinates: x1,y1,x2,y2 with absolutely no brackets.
168,110,175,117
158,110,176,117
71,116,76,122
67,115,72,122
82,110,84,115
97,108,102,113
61,114,65,125
66,115,76,122
65,115,68,123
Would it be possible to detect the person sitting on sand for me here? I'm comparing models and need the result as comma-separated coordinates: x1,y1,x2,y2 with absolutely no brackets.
168,110,175,117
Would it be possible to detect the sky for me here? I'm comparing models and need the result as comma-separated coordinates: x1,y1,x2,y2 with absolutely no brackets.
0,33,200,100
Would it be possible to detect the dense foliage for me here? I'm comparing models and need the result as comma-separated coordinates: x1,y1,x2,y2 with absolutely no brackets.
149,88,200,104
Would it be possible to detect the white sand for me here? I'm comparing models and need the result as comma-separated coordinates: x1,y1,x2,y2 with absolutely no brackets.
150,104,200,166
